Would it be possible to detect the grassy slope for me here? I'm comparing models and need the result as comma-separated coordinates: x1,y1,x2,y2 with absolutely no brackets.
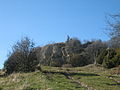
0,64,120,90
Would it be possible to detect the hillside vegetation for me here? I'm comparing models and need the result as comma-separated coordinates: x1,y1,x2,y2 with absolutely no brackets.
0,64,120,90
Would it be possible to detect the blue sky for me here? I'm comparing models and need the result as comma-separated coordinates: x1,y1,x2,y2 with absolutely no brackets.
0,0,120,68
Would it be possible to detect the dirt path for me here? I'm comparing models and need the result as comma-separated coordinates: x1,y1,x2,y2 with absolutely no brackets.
65,71,96,90
43,70,96,90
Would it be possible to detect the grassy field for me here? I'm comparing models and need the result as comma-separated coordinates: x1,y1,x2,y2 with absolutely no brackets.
0,64,120,90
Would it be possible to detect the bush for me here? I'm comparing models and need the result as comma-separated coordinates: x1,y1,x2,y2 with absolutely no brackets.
4,37,39,74
103,54,120,68
97,48,120,68
97,50,108,64
66,38,83,54
69,53,90,67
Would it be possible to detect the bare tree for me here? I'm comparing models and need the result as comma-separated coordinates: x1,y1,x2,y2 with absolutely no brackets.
106,13,120,48
85,40,107,64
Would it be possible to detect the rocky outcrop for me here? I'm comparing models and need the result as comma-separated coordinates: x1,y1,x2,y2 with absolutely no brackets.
36,44,53,65
36,38,82,67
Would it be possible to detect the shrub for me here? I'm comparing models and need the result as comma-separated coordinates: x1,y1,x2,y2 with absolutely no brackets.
97,50,108,64
4,37,39,74
98,48,120,68
103,54,120,68
69,53,90,67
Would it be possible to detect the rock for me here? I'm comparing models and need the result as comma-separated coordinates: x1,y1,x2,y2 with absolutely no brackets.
36,38,82,67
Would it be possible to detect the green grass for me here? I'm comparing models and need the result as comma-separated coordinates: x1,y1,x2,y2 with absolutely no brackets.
72,73,120,90
46,73,86,90
0,72,51,90
0,64,120,90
